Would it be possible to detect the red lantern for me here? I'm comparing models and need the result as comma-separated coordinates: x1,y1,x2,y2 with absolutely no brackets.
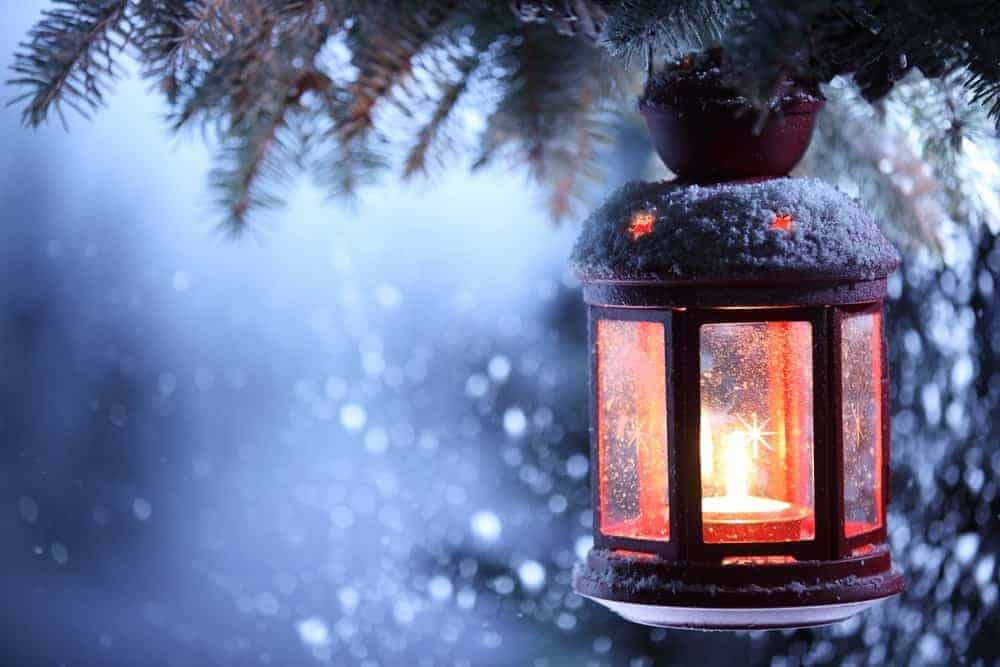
571,177,905,630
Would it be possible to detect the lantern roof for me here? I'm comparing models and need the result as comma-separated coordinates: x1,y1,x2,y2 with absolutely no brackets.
571,178,900,283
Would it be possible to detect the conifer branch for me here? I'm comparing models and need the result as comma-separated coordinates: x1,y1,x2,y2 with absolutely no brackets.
337,1,461,146
10,0,132,127
9,1,1000,231
604,0,731,61
213,71,328,230
403,54,481,179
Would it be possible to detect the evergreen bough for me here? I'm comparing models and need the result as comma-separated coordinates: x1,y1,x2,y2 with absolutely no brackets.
9,1,1000,230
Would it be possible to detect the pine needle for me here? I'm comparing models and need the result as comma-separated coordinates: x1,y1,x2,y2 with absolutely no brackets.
10,1,1000,233
11,0,131,128
403,53,480,179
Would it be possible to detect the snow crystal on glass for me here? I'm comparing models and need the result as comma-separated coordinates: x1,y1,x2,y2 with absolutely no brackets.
596,319,669,541
842,311,884,537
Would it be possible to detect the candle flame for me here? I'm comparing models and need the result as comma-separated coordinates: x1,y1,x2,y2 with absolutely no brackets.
722,431,752,499
701,414,789,516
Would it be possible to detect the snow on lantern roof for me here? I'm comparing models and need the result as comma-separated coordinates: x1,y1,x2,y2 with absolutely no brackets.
571,178,901,283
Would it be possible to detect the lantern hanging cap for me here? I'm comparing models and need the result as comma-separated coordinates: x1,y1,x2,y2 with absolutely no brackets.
571,178,901,283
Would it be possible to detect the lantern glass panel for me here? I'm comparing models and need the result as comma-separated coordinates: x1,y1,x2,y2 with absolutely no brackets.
596,319,669,541
841,311,884,537
699,321,815,543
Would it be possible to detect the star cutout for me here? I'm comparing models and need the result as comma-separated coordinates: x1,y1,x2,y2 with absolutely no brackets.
738,413,776,456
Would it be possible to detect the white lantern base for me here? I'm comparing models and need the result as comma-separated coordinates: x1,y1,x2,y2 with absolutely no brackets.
582,595,890,631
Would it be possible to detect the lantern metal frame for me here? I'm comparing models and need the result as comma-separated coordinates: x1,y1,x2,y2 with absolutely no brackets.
574,275,904,628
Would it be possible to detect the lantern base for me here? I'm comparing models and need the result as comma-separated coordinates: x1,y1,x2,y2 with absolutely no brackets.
573,547,904,631
582,597,886,630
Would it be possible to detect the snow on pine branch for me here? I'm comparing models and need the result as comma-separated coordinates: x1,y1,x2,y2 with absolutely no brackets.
8,1,1000,231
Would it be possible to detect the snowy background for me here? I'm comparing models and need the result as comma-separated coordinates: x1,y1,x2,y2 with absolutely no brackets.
1,3,998,666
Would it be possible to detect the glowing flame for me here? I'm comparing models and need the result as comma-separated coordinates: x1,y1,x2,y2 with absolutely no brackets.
721,431,752,500
627,211,656,240
770,212,794,231
701,416,788,516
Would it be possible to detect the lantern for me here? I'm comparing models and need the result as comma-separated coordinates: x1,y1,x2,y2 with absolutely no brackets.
570,178,905,630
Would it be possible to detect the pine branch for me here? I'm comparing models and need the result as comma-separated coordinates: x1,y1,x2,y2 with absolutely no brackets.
603,0,733,62
511,0,614,39
12,0,999,234
212,71,329,230
958,4,1000,129
10,0,132,127
804,78,951,252
211,6,334,229
403,53,481,179
337,1,461,146
476,26,623,220
134,0,230,78
312,72,387,201
546,86,610,221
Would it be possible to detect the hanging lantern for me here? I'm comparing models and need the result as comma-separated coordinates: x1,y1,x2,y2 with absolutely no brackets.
570,178,905,630
570,55,904,629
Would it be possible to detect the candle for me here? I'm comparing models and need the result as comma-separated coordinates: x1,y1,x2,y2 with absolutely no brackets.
703,430,791,514
701,417,808,543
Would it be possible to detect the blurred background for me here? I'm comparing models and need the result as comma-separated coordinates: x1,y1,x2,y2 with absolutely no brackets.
1,3,998,666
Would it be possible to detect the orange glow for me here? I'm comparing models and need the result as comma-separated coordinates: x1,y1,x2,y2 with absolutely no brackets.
595,317,820,546
612,549,658,561
627,211,656,240
770,212,794,231
700,321,815,543
722,555,796,566
842,311,884,537
597,320,669,541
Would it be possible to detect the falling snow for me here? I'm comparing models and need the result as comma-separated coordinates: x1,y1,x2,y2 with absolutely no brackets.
132,498,153,522
1,94,995,667
471,510,503,543
18,496,39,524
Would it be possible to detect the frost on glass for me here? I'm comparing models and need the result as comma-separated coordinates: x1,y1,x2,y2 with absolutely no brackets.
596,319,669,541
842,311,884,538
700,321,815,543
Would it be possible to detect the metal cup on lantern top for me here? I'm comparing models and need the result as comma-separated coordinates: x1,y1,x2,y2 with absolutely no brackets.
570,54,905,631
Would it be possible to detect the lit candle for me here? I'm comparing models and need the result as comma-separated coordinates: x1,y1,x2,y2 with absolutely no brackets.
702,430,790,515
701,418,808,543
